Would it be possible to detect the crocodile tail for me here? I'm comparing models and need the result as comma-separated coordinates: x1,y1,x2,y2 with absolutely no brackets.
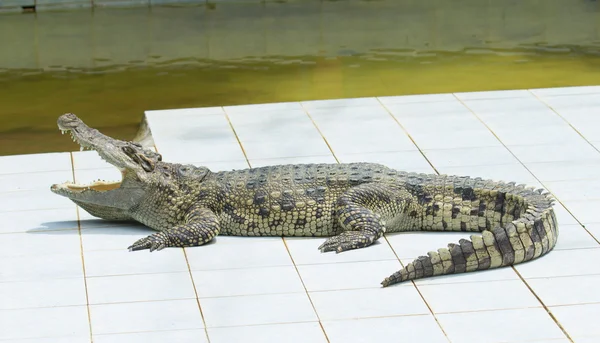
381,190,558,287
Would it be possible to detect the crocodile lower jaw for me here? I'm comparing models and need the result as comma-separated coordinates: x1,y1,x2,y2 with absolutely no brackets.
52,180,122,193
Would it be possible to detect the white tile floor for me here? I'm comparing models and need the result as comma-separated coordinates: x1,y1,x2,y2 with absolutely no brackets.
2,85,600,342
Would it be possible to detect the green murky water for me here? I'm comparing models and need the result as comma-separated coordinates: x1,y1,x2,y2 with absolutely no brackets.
0,0,599,155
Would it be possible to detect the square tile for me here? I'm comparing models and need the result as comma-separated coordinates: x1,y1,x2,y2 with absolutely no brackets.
285,237,397,265
185,238,293,271
437,308,566,343
0,208,78,233
378,93,456,105
226,108,310,130
418,280,540,313
423,146,518,168
86,272,196,304
0,306,89,341
409,129,502,150
157,141,246,164
241,138,331,160
78,210,132,229
201,293,317,328
224,101,303,115
507,143,600,164
320,124,416,154
553,203,579,226
192,266,304,298
515,248,600,279
490,124,583,146
81,224,151,251
539,93,600,110
0,170,73,193
385,100,471,117
90,299,204,335
387,231,472,260
0,190,74,212
84,249,189,277
301,97,379,110
475,109,567,128
552,224,599,250
322,315,448,343
525,160,600,182
544,179,600,202
438,164,539,185
398,112,487,133
208,322,327,343
530,86,600,97
550,303,600,338
0,253,83,282
585,223,600,242
571,337,600,343
297,260,402,292
461,96,549,115
250,155,336,168
227,109,316,135
94,329,208,343
336,150,433,172
527,275,600,306
0,152,72,175
562,200,600,224
0,278,87,310
150,115,234,143
0,231,81,257
309,286,429,321
234,121,323,144
7,336,91,343
565,121,600,143
455,89,532,100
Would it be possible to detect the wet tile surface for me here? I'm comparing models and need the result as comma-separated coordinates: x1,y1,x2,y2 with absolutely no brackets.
2,86,600,341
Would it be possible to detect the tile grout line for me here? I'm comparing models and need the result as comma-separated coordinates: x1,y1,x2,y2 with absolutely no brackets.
383,236,452,343
299,102,340,164
69,152,95,343
221,107,253,169
529,90,600,155
454,93,581,342
376,97,441,175
182,248,212,343
281,237,332,343
512,268,575,343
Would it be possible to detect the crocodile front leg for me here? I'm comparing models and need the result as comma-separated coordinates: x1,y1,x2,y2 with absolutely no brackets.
128,206,220,252
319,183,411,253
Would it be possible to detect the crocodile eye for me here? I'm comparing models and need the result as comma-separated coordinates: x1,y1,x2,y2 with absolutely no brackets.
122,146,135,154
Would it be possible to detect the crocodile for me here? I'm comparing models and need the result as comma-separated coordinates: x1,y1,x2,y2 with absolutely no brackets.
50,113,558,287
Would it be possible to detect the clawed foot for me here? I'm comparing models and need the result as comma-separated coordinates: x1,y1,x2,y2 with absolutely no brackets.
318,232,372,253
128,232,170,252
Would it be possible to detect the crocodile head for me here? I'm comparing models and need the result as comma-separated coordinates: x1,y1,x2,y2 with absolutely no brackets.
50,113,163,220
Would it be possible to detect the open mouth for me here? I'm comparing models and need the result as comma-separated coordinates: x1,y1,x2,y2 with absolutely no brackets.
52,126,126,194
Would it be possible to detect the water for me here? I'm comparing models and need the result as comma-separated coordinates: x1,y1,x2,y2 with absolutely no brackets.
0,0,599,155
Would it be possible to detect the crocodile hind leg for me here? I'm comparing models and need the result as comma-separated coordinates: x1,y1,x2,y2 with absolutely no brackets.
128,206,220,252
319,183,412,253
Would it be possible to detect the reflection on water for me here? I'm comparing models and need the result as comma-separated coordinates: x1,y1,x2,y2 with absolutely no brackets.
0,0,599,155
